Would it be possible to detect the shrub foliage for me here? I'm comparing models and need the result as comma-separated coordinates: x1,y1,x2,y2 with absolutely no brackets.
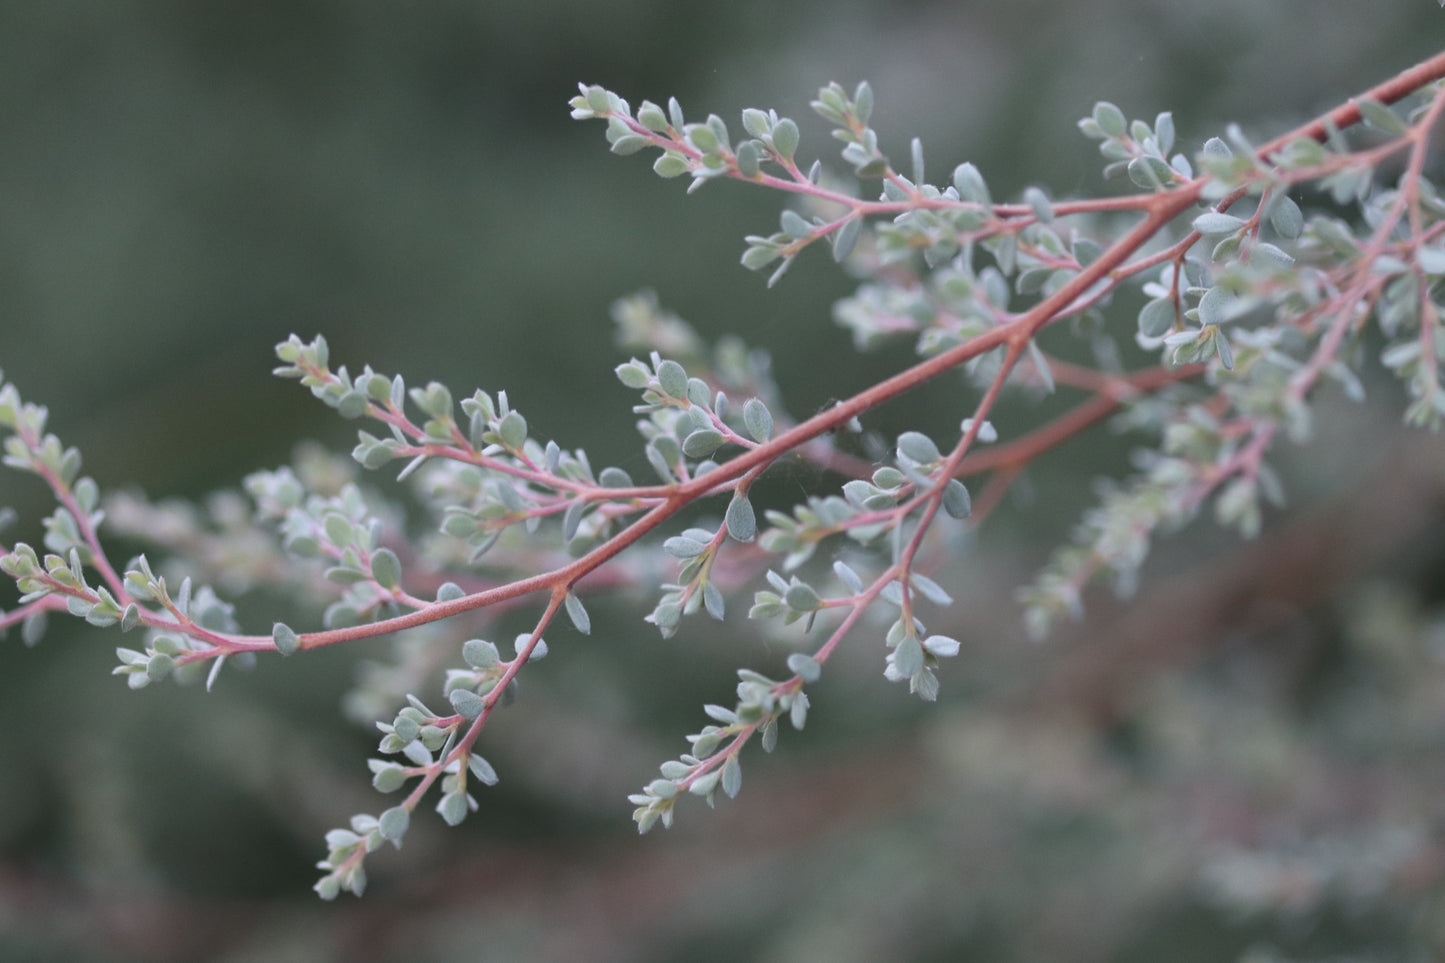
4,48,1445,900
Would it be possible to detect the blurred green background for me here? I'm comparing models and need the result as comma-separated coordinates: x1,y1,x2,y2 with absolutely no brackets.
2,3,1445,961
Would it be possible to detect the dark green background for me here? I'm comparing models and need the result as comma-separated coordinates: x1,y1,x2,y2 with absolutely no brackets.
2,3,1443,961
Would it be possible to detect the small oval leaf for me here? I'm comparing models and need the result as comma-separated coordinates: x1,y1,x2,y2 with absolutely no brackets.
726,492,757,542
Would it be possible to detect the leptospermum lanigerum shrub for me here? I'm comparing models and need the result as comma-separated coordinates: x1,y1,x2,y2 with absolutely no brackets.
5,48,1445,898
